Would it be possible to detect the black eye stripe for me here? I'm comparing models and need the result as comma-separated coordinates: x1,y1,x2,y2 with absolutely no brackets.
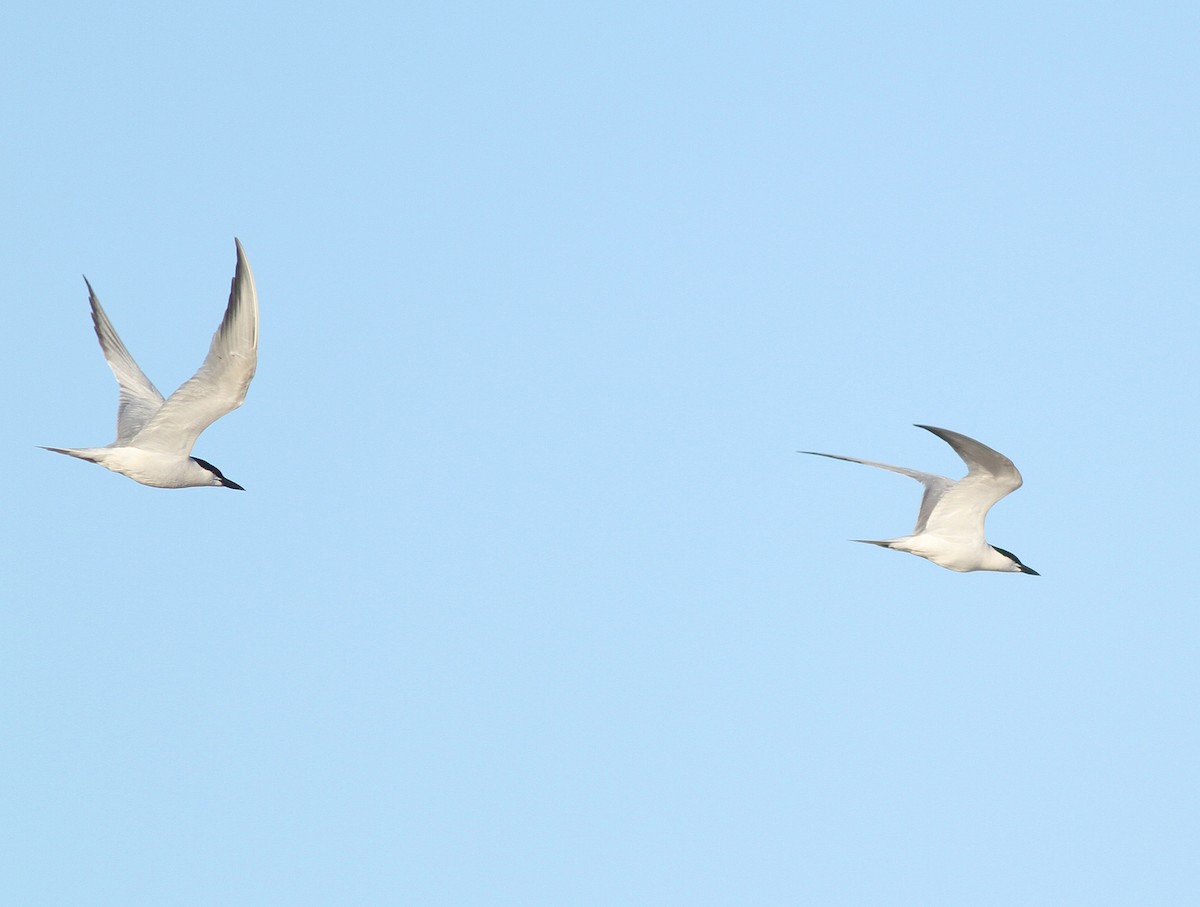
990,544,1025,567
190,456,226,480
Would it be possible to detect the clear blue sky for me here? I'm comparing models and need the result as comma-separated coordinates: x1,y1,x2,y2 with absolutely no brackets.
4,2,1198,904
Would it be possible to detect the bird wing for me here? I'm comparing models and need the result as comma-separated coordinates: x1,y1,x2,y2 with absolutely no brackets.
86,279,166,445
914,425,1023,541
129,239,259,457
802,451,955,534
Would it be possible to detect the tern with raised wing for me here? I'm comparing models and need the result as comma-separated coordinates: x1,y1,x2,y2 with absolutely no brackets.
803,425,1038,574
44,239,258,490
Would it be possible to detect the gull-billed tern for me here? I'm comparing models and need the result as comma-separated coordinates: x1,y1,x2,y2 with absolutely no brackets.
44,239,258,490
803,425,1038,574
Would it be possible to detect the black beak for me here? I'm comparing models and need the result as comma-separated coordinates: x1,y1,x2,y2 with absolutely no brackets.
1020,564,1039,576
222,478,245,491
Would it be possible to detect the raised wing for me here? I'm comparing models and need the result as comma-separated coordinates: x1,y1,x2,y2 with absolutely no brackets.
914,425,1023,540
86,279,166,445
802,450,955,534
129,239,259,456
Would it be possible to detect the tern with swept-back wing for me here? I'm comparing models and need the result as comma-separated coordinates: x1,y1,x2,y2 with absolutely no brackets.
803,425,1038,574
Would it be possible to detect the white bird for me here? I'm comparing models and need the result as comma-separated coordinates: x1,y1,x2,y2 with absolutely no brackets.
44,239,258,490
803,425,1038,574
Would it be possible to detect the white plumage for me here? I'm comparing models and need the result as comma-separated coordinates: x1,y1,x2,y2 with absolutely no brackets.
45,239,259,490
805,425,1038,574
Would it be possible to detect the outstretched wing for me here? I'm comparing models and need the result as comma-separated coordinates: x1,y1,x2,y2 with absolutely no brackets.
130,239,259,456
86,279,166,445
914,425,1023,541
802,450,955,534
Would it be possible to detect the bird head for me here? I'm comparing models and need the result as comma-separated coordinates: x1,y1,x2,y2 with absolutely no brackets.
191,456,244,490
991,545,1038,575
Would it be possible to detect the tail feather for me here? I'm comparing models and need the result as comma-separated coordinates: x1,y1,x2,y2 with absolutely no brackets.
40,446,101,463
851,539,895,548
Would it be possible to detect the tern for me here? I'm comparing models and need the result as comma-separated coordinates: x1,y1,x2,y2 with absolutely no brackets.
803,425,1038,574
44,239,258,490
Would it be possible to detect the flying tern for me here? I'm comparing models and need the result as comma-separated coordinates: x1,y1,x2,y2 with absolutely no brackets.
44,239,258,490
803,425,1038,574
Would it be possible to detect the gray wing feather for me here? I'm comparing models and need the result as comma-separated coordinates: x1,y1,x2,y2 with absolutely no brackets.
915,425,1023,486
802,451,955,534
86,280,166,445
129,239,259,456
913,426,1023,539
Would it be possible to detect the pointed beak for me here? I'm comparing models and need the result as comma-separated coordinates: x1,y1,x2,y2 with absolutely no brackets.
222,477,245,491
1020,564,1039,576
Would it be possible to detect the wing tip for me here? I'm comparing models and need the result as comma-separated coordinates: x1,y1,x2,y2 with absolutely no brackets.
231,238,255,294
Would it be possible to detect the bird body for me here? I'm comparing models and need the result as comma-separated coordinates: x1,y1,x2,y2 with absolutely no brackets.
40,446,242,489
804,425,1037,575
45,239,258,490
854,534,1027,574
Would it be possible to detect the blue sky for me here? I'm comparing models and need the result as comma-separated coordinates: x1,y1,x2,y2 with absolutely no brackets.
4,1,1198,903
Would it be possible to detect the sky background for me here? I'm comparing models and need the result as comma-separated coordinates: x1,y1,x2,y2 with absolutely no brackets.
3,1,1198,904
